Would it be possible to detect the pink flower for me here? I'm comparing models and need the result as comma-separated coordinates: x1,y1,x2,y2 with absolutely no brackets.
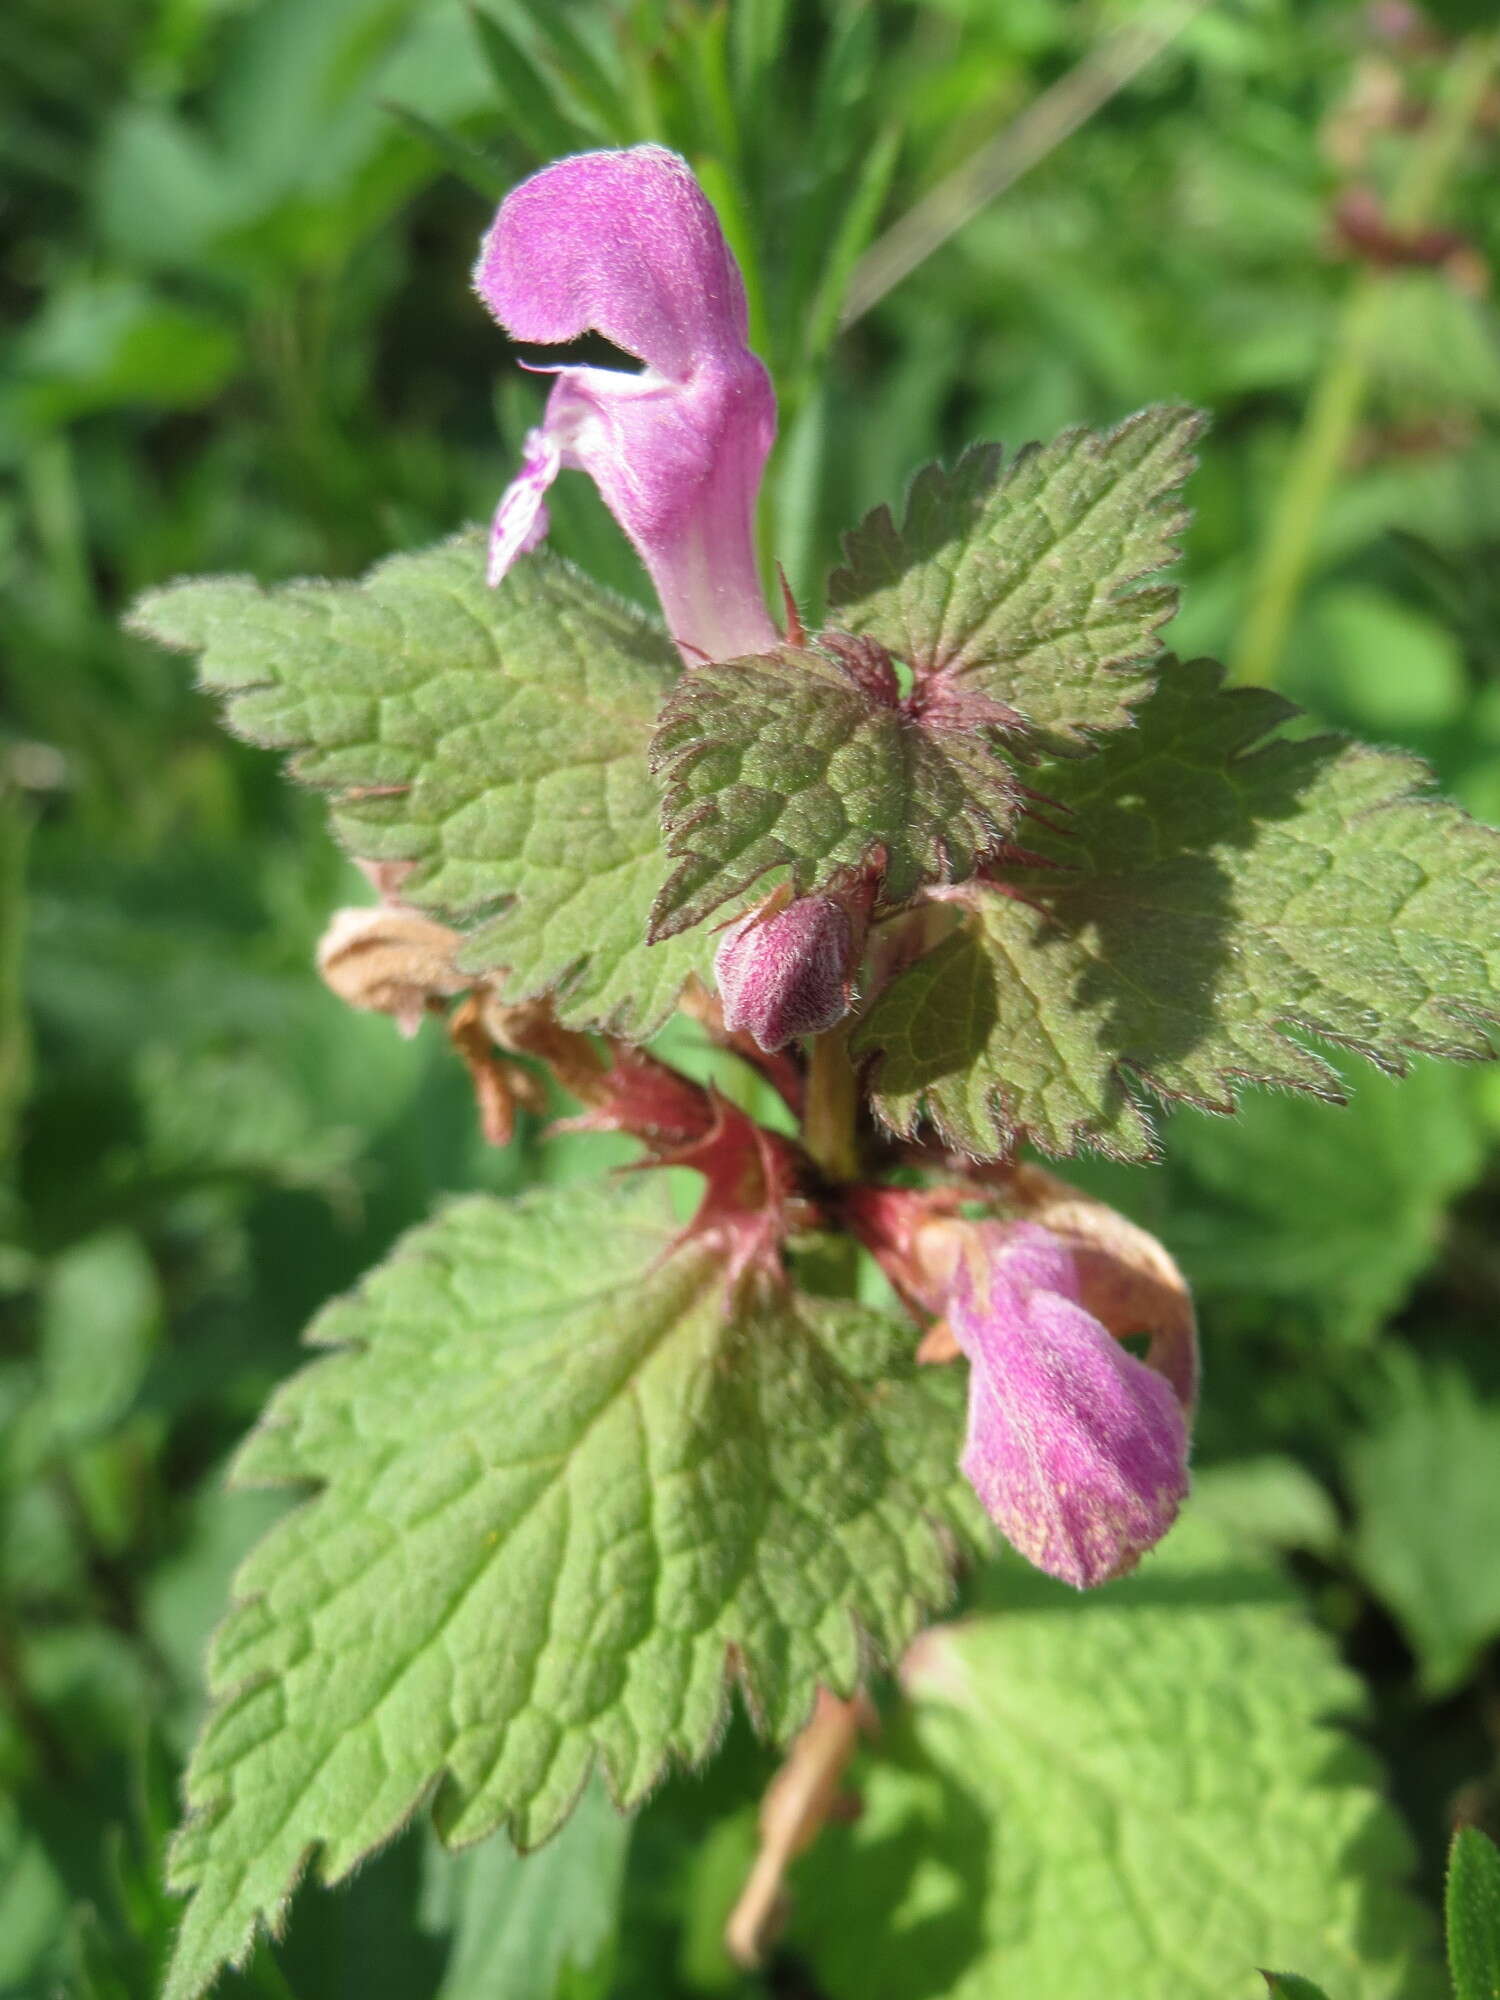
474,145,780,665
948,1222,1191,1588
715,894,855,1052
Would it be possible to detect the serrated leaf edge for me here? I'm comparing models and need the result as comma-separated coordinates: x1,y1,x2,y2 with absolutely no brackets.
130,539,706,1037
162,1187,976,1999
827,404,1209,753
854,671,1500,1165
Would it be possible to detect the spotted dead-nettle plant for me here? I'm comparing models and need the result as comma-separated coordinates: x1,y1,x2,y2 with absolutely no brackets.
130,146,1500,1999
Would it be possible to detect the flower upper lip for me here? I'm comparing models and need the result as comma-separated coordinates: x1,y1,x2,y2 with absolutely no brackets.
476,143,753,378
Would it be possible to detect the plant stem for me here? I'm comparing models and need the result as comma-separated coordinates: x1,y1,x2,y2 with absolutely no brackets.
802,1022,860,1183
1229,29,1499,690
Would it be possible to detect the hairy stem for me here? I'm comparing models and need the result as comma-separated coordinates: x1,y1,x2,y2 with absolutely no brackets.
1230,29,1499,689
802,1022,861,1184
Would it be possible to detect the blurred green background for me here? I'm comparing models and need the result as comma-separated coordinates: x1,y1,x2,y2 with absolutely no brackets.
4,0,1500,1993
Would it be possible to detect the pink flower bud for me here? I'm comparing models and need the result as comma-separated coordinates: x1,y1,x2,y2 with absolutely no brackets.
949,1222,1190,1588
714,896,854,1052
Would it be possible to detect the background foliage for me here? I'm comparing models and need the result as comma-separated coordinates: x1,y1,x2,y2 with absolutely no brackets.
3,0,1500,1993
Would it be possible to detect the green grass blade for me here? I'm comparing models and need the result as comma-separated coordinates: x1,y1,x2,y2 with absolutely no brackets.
802,123,901,370
467,3,591,161
382,102,507,200
1448,1826,1500,2000
504,0,635,142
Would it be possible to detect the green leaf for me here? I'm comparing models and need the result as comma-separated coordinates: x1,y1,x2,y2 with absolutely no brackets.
1155,1058,1485,1344
1262,1977,1335,1999
650,644,1017,937
35,1231,160,1451
0,1793,72,1993
1447,1826,1500,2000
855,659,1500,1161
1346,1355,1500,1698
793,1517,1440,2000
1189,1457,1341,1558
826,405,1205,757
128,539,712,1037
163,1180,976,2000
421,1775,629,2000
1045,1052,1484,1362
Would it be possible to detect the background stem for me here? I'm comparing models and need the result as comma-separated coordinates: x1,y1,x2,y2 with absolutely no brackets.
1229,29,1499,690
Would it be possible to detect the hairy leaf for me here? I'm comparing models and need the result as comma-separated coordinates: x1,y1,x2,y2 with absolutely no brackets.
129,539,710,1036
856,660,1500,1161
650,644,1016,936
794,1517,1440,2000
163,1180,976,2000
827,405,1205,756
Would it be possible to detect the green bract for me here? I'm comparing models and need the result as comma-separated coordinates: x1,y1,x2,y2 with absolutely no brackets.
163,1181,979,2000
1346,1356,1500,1698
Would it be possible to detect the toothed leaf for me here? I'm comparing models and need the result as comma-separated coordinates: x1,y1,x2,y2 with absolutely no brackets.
827,405,1205,757
129,538,709,1036
162,1180,977,2000
855,659,1500,1161
650,644,1017,936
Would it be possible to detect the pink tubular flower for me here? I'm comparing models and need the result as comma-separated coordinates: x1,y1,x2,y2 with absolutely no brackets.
948,1222,1191,1588
474,145,780,665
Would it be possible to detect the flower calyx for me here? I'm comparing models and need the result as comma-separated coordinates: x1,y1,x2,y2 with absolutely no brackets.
561,1046,812,1291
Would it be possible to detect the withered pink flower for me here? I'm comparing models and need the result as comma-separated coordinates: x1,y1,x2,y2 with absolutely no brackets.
948,1222,1190,1588
715,895,855,1052
474,145,779,664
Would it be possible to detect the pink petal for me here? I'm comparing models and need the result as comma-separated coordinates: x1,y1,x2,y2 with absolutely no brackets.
951,1224,1190,1588
486,427,559,586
